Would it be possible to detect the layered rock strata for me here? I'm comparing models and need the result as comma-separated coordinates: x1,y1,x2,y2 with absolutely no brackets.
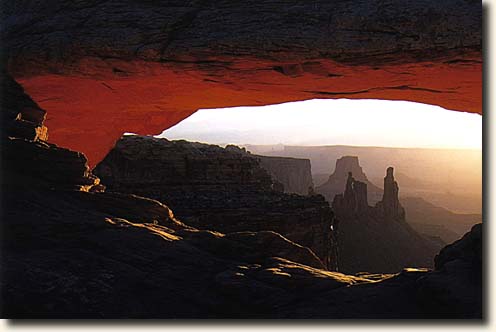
94,135,335,268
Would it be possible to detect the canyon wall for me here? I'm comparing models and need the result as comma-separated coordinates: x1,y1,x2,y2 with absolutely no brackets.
225,145,314,195
256,155,314,195
94,136,336,268
1,0,482,165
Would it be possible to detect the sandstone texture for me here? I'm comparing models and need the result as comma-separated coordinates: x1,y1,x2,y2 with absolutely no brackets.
94,135,336,268
1,0,482,165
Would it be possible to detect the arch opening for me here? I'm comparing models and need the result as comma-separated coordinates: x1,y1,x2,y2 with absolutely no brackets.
147,98,482,215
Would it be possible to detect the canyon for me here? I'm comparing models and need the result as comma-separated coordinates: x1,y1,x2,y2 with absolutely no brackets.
251,144,482,214
310,153,481,244
0,0,483,319
1,72,482,318
401,196,482,244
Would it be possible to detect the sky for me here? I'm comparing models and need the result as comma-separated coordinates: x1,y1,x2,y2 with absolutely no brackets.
155,99,482,150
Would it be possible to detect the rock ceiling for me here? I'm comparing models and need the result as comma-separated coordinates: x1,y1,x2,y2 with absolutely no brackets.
3,0,481,165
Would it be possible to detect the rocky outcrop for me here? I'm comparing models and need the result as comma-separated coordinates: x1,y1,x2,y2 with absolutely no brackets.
417,223,482,318
2,1,481,165
0,73,102,192
94,135,335,268
376,167,406,222
332,172,369,216
1,74,482,318
331,168,442,274
2,187,482,318
316,156,383,204
1,73,48,142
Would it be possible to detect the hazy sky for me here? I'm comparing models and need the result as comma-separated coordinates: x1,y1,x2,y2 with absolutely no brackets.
156,99,482,149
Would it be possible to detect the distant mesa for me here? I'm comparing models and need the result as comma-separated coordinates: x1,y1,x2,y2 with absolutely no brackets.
316,156,383,205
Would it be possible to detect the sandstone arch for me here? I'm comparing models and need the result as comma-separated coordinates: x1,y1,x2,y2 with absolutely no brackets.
2,0,482,165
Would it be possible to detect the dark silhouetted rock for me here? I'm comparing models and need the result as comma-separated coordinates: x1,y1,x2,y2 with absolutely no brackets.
1,73,47,142
316,156,383,204
417,224,482,318
94,135,336,268
332,167,442,274
2,183,482,318
332,172,369,216
1,72,102,192
376,167,406,222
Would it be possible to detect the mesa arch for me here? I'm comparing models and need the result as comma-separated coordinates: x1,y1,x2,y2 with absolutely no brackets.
2,0,481,166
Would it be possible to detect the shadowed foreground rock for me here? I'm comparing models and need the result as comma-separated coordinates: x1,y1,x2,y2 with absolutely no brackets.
0,187,483,318
94,135,336,268
0,73,482,318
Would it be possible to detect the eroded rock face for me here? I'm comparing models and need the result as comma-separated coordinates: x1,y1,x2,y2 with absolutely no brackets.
1,0,482,166
317,156,383,204
94,135,335,268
